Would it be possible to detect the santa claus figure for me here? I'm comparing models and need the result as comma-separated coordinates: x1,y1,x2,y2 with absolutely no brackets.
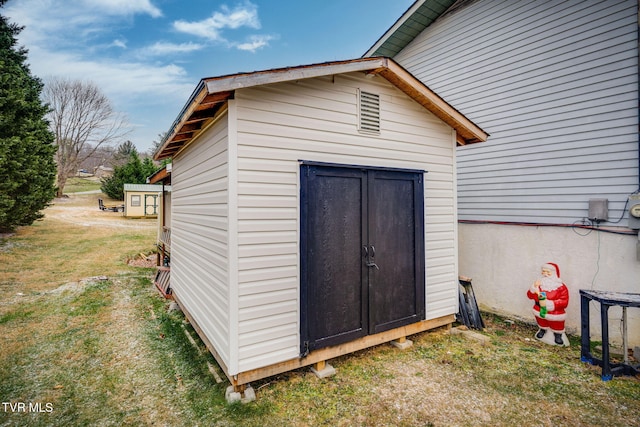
526,262,570,346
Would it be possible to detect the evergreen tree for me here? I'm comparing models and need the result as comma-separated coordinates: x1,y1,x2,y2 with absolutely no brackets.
111,140,136,167
0,1,57,232
100,150,158,200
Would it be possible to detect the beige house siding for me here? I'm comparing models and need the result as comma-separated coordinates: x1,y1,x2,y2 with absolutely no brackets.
232,72,458,372
171,114,232,370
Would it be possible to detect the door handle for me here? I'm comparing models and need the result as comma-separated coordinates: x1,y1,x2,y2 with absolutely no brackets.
365,244,379,270
366,260,380,270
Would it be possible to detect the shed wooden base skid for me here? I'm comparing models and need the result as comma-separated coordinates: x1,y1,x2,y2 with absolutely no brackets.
236,316,453,388
174,293,453,391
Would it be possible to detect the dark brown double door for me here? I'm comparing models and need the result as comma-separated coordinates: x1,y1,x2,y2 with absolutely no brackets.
300,162,425,354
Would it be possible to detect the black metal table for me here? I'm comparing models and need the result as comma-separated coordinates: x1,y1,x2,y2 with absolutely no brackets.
580,289,640,380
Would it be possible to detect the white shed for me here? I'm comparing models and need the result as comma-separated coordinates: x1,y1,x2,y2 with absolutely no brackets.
154,57,487,394
123,184,163,218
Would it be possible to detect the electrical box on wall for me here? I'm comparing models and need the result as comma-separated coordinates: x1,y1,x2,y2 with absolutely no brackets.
628,194,640,229
588,198,608,223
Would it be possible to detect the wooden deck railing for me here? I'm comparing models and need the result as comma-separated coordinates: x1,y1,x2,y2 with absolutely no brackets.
159,226,171,248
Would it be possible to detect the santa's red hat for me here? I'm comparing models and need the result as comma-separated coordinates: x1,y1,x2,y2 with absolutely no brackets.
542,262,560,278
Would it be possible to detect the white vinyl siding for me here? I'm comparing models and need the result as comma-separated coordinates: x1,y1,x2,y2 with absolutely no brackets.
171,116,231,368
233,72,458,372
394,0,639,224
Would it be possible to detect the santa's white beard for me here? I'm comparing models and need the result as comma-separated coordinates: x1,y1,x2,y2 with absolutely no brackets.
540,276,563,290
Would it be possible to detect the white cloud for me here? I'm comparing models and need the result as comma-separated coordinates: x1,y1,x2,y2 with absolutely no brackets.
2,0,271,151
81,0,162,18
4,0,184,99
5,1,67,44
235,35,274,52
144,41,205,56
173,1,260,42
31,47,191,100
111,39,128,49
30,46,195,149
5,0,161,47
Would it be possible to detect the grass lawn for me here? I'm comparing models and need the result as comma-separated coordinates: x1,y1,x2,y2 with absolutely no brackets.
62,177,102,194
0,194,638,426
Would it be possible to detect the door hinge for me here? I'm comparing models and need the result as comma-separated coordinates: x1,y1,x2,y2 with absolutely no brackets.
300,341,310,358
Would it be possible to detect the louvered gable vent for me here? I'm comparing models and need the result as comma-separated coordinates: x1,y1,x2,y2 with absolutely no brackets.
358,90,380,133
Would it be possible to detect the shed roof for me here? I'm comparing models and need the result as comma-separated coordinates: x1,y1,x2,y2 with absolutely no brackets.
147,163,171,185
154,56,488,160
123,183,164,193
364,0,457,58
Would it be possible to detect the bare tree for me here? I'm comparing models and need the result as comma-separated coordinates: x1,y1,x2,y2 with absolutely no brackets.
42,77,131,196
77,144,115,173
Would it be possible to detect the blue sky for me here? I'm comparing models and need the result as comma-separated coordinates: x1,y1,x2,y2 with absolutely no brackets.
4,0,412,153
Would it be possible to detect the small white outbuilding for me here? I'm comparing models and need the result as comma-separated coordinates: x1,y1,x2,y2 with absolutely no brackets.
154,57,487,393
123,184,163,218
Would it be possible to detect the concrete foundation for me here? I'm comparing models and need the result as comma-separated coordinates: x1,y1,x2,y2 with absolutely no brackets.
390,338,413,350
311,362,336,379
225,385,256,404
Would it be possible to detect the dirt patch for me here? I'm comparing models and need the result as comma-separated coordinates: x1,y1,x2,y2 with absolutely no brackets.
127,255,158,268
47,276,109,295
0,239,22,253
367,333,510,425
46,203,156,230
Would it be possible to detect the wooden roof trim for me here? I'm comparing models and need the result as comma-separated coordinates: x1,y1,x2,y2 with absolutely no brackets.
204,57,388,94
147,164,171,184
203,57,486,144
176,122,203,133
154,57,487,160
376,60,488,144
201,91,234,105
160,103,228,160
154,85,207,160
154,87,233,160
187,108,220,122
170,133,192,143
